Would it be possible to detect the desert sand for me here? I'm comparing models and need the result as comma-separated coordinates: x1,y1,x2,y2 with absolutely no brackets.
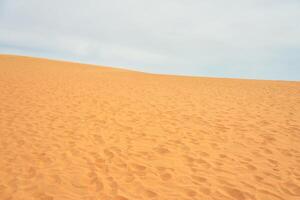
0,54,300,200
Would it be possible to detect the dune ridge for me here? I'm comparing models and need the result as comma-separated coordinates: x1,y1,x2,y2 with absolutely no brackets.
0,54,300,200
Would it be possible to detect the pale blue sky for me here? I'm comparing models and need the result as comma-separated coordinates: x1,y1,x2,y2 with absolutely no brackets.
0,0,299,80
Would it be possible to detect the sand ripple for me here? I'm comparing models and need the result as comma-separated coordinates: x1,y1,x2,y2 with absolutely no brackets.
0,55,300,200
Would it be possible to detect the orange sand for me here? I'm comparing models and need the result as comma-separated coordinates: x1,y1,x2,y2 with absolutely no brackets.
0,54,300,200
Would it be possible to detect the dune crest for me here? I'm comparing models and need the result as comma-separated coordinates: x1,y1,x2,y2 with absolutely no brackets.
0,55,300,200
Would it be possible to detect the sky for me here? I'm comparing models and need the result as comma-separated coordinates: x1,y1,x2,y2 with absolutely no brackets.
0,0,300,80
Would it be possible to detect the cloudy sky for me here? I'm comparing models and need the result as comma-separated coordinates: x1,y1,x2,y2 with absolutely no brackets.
0,0,299,80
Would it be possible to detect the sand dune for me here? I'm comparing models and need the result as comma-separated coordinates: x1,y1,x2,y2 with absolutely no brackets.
0,54,300,200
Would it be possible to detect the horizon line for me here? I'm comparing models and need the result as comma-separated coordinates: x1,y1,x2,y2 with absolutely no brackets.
1,53,298,83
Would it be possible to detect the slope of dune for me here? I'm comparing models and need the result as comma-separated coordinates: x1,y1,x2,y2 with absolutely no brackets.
0,54,300,200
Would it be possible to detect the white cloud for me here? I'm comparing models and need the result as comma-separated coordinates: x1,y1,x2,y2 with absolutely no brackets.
0,0,299,80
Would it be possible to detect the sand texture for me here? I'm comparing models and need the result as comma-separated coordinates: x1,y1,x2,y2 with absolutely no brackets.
0,55,300,200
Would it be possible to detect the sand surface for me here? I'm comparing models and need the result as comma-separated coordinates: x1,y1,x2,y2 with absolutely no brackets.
0,55,300,200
